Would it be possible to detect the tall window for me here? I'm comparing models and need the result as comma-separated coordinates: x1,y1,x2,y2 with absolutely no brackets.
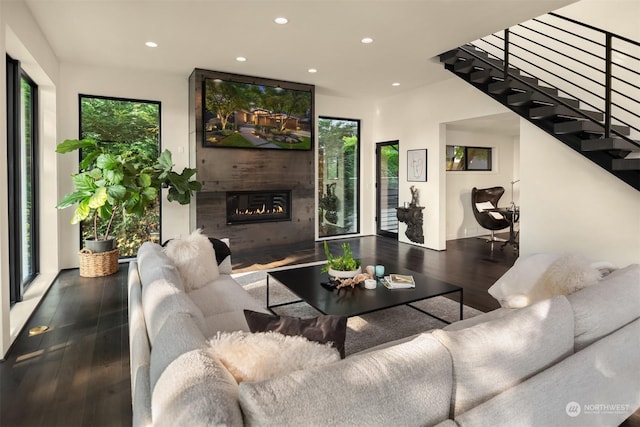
318,117,360,238
6,55,39,304
79,95,161,257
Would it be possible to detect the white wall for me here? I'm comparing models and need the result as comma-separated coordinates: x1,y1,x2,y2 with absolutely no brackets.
445,129,517,240
373,75,511,250
520,119,640,266
1,0,60,358
314,94,376,238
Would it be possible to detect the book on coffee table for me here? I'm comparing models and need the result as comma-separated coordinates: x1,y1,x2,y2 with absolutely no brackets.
381,274,416,289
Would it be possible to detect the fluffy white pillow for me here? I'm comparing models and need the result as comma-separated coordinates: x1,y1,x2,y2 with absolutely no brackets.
539,254,602,296
207,331,340,383
488,253,616,309
488,253,561,308
163,229,220,291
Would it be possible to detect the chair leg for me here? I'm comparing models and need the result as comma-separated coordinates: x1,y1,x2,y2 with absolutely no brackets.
486,230,507,243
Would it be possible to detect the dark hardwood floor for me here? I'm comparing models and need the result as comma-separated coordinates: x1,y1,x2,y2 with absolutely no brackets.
1,235,636,426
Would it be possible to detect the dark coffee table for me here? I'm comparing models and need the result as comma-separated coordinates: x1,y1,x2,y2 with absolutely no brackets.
266,260,463,324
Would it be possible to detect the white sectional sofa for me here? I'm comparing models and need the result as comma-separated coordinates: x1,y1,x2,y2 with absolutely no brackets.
128,241,640,426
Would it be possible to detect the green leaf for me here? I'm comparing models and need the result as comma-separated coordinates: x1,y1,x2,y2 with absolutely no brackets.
72,173,97,192
88,186,108,209
103,168,124,184
156,150,174,171
56,190,91,209
96,153,120,170
55,138,97,154
138,173,152,187
107,184,127,200
142,186,157,201
97,204,113,220
71,200,91,224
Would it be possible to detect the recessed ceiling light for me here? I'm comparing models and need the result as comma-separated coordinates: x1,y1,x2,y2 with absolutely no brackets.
361,37,374,44
274,17,288,25
236,56,247,62
392,82,401,86
145,41,158,48
308,68,317,73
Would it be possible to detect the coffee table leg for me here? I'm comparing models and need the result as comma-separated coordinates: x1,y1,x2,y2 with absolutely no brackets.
459,289,464,320
266,274,271,311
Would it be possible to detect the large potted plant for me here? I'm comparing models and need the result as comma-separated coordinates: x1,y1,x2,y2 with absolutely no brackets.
56,138,202,276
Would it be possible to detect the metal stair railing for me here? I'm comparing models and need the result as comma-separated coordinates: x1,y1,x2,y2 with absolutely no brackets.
471,12,640,150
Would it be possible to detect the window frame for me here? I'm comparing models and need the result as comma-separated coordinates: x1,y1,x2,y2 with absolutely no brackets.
6,55,40,303
446,145,493,171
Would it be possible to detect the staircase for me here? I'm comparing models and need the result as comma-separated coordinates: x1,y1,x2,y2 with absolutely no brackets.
439,13,640,191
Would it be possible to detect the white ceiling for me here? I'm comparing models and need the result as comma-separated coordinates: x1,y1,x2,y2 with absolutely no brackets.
24,0,575,100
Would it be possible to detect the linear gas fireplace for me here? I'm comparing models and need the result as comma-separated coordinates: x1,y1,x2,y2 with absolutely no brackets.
226,190,292,225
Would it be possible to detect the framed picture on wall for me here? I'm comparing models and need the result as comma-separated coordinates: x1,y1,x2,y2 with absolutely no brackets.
407,149,427,182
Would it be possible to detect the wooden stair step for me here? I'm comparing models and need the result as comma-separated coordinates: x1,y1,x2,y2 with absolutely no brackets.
554,121,631,136
530,105,604,121
470,68,503,83
508,91,579,108
581,137,640,152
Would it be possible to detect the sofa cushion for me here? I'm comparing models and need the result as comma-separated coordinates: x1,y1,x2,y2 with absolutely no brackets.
244,310,348,358
443,307,515,332
454,318,640,427
152,348,243,427
137,242,185,292
238,333,453,427
217,238,232,275
186,275,266,318
150,312,207,392
432,296,575,416
142,278,206,344
207,330,340,383
568,263,640,351
163,229,220,291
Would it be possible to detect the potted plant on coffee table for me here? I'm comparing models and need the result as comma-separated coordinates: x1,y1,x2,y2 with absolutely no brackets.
322,241,362,279
56,138,202,276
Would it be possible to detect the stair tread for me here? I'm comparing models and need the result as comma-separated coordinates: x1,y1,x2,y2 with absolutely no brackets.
554,121,631,136
581,137,640,152
530,105,604,121
508,91,579,108
612,158,640,171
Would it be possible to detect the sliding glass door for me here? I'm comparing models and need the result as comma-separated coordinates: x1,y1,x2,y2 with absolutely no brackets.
318,117,360,238
376,141,399,238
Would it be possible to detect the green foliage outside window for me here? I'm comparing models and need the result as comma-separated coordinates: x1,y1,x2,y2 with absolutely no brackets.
79,97,162,257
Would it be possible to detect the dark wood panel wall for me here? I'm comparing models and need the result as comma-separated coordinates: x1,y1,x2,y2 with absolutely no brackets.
195,148,315,252
189,68,316,252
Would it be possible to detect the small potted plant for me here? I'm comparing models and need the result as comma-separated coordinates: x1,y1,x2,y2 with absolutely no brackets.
322,241,361,279
56,138,201,276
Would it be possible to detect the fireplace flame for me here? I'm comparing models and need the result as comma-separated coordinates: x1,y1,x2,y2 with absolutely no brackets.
235,204,284,216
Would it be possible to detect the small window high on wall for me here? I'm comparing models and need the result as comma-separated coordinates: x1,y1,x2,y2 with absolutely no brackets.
446,145,493,171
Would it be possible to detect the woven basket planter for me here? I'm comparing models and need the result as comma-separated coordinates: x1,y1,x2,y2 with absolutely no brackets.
78,248,119,277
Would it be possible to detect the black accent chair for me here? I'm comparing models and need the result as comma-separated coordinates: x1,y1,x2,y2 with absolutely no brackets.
471,186,510,243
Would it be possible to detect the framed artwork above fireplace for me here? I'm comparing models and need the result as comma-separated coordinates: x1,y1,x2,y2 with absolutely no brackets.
190,68,314,151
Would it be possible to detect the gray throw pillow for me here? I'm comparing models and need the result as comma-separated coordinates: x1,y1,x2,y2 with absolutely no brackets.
243,310,347,358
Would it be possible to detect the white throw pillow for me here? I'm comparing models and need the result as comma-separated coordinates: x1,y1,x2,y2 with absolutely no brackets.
488,253,616,309
163,229,220,291
538,254,603,296
207,331,340,383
